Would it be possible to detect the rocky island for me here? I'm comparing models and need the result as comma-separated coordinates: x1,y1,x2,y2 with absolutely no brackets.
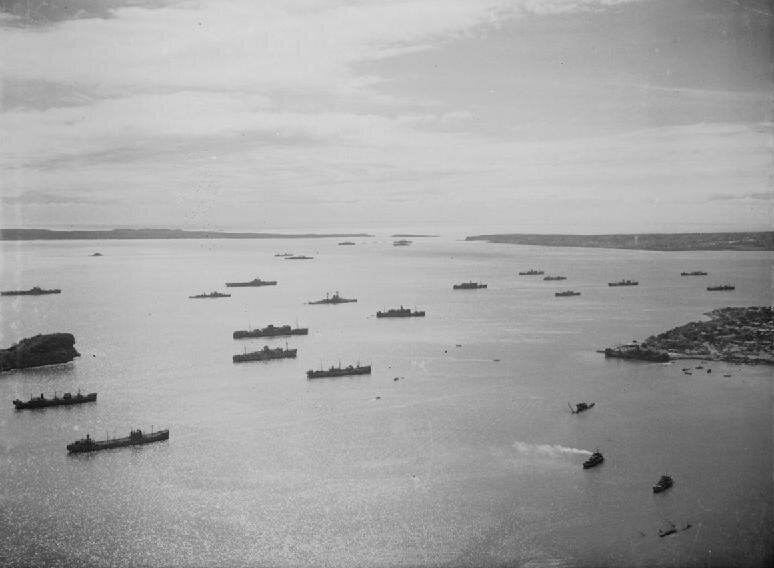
0,333,80,372
605,307,773,365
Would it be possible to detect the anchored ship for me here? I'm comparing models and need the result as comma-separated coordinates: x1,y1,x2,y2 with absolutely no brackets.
653,474,674,493
14,391,97,410
376,306,425,318
393,240,412,246
583,450,604,469
1,286,61,296
707,284,735,291
307,363,372,379
555,290,580,297
67,428,169,453
681,271,707,276
604,343,670,362
225,278,277,287
274,252,294,257
608,279,638,287
453,281,487,290
285,255,314,260
232,345,297,363
307,291,357,304
189,291,231,298
543,275,567,281
338,241,356,246
568,401,595,414
233,324,309,339
518,269,544,275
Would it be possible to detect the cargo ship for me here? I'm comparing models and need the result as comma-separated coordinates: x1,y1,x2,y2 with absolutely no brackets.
707,284,735,291
232,345,297,363
189,291,231,298
583,450,604,469
543,275,567,281
681,271,707,276
555,290,580,297
376,306,425,318
67,428,169,454
608,279,638,286
307,291,357,304
225,278,277,287
233,324,309,339
307,363,371,379
653,474,674,493
518,269,544,275
14,391,97,410
603,343,670,362
453,281,487,290
1,286,61,296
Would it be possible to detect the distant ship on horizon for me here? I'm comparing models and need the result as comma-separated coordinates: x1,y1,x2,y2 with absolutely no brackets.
555,290,580,297
1,286,61,296
14,391,97,410
707,284,735,291
453,281,487,290
518,269,544,275
307,363,371,379
393,239,412,246
543,275,567,281
225,278,277,287
232,345,297,363
608,279,638,287
189,291,231,298
67,429,169,453
307,291,357,304
233,324,308,339
376,306,425,318
681,271,707,276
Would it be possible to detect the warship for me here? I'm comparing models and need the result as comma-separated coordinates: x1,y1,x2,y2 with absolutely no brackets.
680,271,707,276
1,286,61,296
568,401,595,414
376,306,425,318
543,275,567,281
189,291,231,298
518,269,544,275
583,450,604,469
604,343,670,362
232,345,297,363
653,474,674,493
707,284,735,291
307,291,357,304
233,324,309,339
608,279,639,286
307,363,371,379
225,278,277,287
67,428,169,453
555,290,580,297
14,391,97,410
453,281,487,290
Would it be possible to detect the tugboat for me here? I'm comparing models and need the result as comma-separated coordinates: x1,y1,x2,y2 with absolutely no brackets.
376,306,425,318
232,345,297,363
518,269,544,275
555,290,580,297
608,279,638,287
543,275,567,281
393,240,412,246
680,271,707,276
189,291,231,298
453,281,487,290
14,391,97,410
1,286,61,296
225,278,277,287
67,428,169,453
568,401,595,414
307,363,371,379
652,474,674,493
285,255,314,260
307,291,357,304
338,241,356,246
233,324,308,339
707,284,735,291
583,450,604,469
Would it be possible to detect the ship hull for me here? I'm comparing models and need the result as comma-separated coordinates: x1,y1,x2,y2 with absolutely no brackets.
376,312,425,318
225,281,277,287
67,430,169,453
307,366,371,379
14,393,96,409
232,349,297,363
233,328,308,339
1,289,61,296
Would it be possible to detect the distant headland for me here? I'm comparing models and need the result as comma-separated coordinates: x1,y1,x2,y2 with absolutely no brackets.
464,232,774,251
0,229,374,241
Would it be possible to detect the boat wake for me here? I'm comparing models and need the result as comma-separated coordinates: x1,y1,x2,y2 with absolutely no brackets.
513,441,592,457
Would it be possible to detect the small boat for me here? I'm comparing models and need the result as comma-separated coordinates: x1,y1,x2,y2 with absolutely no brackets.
518,269,544,275
225,278,277,287
568,401,595,414
307,291,357,304
653,474,674,493
1,286,61,296
608,279,638,287
707,284,734,291
583,450,604,469
67,428,169,453
14,391,97,410
658,522,677,538
189,291,231,298
555,290,580,297
453,281,487,290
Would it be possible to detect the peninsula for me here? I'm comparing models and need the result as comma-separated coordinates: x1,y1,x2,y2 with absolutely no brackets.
465,232,773,251
0,333,80,372
0,229,373,241
605,307,773,365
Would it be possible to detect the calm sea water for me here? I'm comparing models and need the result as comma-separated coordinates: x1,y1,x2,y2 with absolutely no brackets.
0,238,771,568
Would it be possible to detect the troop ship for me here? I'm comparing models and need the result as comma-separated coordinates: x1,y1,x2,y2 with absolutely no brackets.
307,291,357,304
518,269,544,275
232,346,297,363
14,391,97,410
555,290,580,297
189,291,231,299
1,286,61,296
225,278,277,287
376,306,425,318
681,271,707,276
707,284,735,291
453,281,487,290
307,364,371,379
653,474,674,493
543,275,567,281
67,428,169,453
604,343,670,362
583,450,604,469
608,279,638,287
233,324,309,339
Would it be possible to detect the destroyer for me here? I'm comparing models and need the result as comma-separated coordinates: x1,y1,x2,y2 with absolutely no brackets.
569,401,594,414
518,269,544,275
543,275,567,281
1,286,61,296
608,279,638,286
307,363,371,378
681,271,707,276
307,291,357,304
225,278,277,287
707,284,735,291
653,474,674,493
555,290,580,297
376,306,425,318
67,428,169,453
233,324,308,339
232,345,297,363
189,291,231,298
453,281,487,290
583,450,604,469
14,391,96,410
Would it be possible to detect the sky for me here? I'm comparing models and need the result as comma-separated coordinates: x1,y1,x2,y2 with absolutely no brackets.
0,0,772,234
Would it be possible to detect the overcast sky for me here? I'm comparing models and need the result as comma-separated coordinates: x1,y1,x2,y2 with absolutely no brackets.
1,0,771,234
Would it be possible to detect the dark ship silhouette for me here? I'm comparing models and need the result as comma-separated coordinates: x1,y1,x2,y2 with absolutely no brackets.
543,275,567,281
518,269,544,275
653,474,674,493
1,286,61,296
453,281,487,290
14,391,97,410
681,271,707,276
233,324,308,339
285,255,314,260
707,284,735,291
232,345,297,363
555,290,580,297
569,401,595,414
67,428,169,453
189,291,231,298
583,450,604,469
376,306,425,318
307,291,357,304
608,279,638,287
307,363,371,379
225,278,277,287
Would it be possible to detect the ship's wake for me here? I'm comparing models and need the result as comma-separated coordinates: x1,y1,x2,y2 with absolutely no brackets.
513,441,591,457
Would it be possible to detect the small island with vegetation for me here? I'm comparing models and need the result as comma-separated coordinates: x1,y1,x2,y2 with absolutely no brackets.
605,307,773,365
0,333,80,372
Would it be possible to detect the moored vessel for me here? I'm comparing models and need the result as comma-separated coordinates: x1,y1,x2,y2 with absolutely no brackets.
518,269,544,275
681,271,707,276
189,291,231,298
608,279,638,286
583,450,604,469
1,286,61,296
285,255,314,260
653,474,674,493
555,290,580,297
225,278,277,287
307,291,357,304
307,363,371,378
67,428,169,453
14,391,97,410
543,275,567,281
707,284,735,291
338,241,356,245
453,281,487,290
233,324,309,339
232,345,297,363
376,306,425,318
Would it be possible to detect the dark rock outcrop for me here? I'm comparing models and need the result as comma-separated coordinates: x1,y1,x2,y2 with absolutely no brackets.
0,333,80,372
